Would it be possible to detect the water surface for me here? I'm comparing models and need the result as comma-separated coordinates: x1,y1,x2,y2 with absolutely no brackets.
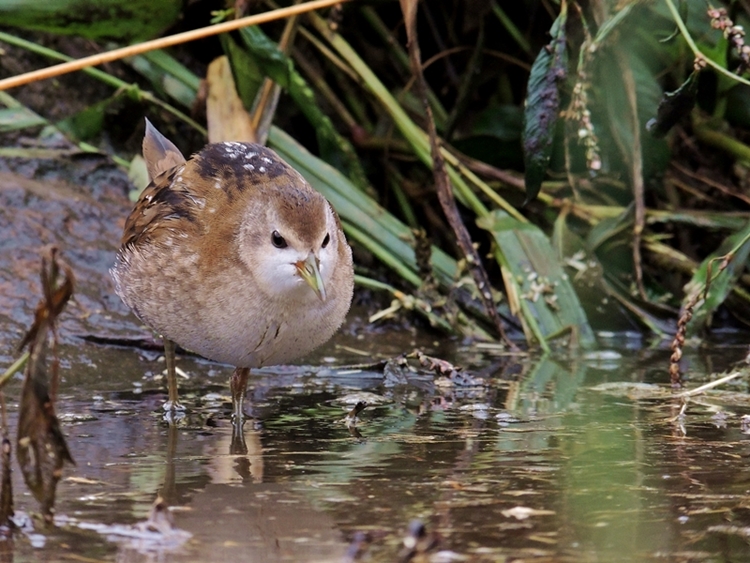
3,335,750,563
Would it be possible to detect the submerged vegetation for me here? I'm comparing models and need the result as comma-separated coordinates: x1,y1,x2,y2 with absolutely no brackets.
2,0,750,348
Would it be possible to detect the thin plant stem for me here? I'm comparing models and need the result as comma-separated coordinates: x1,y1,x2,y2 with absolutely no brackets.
677,371,743,397
0,352,29,392
0,31,206,134
0,0,349,91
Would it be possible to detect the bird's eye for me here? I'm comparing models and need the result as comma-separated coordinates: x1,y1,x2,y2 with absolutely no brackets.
321,233,330,248
271,230,287,248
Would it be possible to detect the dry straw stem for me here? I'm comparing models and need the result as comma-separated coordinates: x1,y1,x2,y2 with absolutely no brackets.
0,0,348,92
677,371,744,398
398,0,512,346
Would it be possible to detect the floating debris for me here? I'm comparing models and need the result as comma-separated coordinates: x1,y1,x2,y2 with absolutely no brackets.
408,350,486,388
58,495,191,555
501,506,556,520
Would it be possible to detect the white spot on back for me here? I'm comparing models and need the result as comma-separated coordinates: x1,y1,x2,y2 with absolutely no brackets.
222,141,244,159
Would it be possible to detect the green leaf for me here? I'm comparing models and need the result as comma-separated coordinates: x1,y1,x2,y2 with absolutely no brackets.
551,211,641,332
596,33,670,178
0,0,181,41
477,210,595,347
0,91,47,133
599,275,675,335
56,96,117,142
234,26,371,192
647,209,750,231
646,71,698,138
456,102,524,169
127,51,200,109
523,0,568,204
222,34,266,107
0,107,46,132
684,219,750,334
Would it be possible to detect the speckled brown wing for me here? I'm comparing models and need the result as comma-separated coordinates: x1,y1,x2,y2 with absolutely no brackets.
120,166,196,250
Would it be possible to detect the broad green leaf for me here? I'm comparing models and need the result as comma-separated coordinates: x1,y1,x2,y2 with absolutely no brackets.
552,211,639,332
596,30,670,179
477,210,595,347
523,0,568,203
222,35,265,108
0,0,181,41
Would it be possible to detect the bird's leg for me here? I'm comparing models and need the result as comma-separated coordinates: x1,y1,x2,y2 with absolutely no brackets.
162,338,185,412
230,367,250,423
230,421,249,456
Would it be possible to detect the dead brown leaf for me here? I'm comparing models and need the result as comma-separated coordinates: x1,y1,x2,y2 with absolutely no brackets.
206,56,257,144
16,245,75,523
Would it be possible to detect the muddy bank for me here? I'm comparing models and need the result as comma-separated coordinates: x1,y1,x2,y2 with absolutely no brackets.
0,147,145,359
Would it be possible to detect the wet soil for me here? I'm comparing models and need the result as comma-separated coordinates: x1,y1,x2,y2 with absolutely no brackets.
0,151,137,354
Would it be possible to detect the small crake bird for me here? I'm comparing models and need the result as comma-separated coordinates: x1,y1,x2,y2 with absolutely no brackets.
111,120,354,419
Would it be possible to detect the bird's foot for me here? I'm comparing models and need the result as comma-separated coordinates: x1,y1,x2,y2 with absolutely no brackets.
163,399,186,412
231,407,246,427
162,409,186,425
230,404,263,429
